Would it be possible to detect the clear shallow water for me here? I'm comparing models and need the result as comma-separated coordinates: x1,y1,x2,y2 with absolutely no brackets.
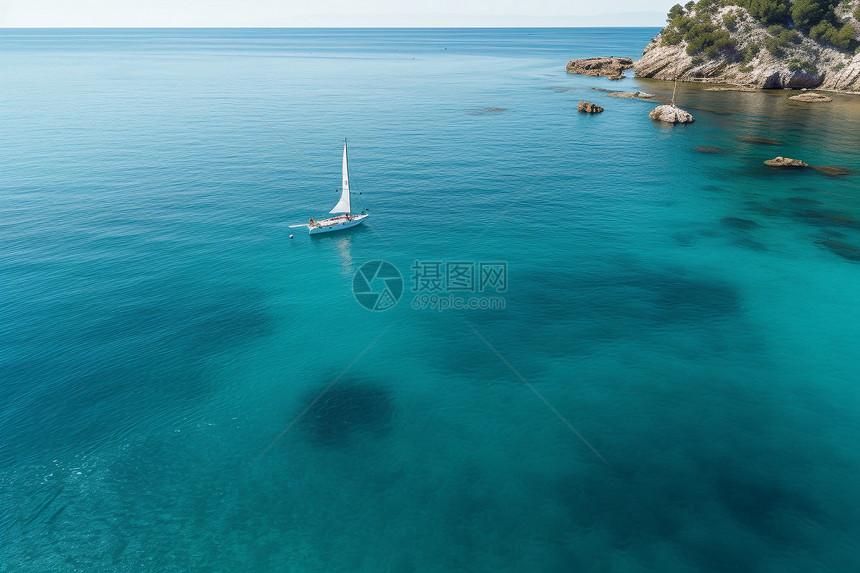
1,28,860,572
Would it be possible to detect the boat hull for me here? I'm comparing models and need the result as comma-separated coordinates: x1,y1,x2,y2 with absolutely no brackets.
308,214,369,234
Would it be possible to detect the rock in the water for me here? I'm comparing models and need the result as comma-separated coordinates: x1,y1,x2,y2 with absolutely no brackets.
607,91,655,99
649,105,694,124
577,101,604,114
566,57,633,78
764,157,809,168
788,92,832,102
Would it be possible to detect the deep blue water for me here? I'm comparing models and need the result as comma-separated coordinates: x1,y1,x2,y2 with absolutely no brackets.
2,28,860,572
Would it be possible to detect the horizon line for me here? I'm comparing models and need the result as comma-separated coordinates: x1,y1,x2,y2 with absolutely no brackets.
0,25,663,29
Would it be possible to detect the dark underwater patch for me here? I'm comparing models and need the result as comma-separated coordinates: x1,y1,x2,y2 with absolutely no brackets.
713,469,835,546
731,237,768,251
815,239,860,262
688,105,734,115
606,268,742,324
672,232,695,247
784,196,822,206
0,284,273,464
693,146,733,154
815,229,848,240
811,165,858,178
737,135,784,145
721,217,762,230
298,380,394,446
478,264,742,348
702,185,727,193
742,201,781,217
793,209,860,231
468,108,506,115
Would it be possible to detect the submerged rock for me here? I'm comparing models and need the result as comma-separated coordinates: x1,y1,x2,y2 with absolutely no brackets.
566,57,634,78
811,165,858,177
815,239,860,262
764,157,809,168
694,146,732,154
732,237,768,251
578,101,604,114
738,136,784,145
788,92,832,102
649,105,694,124
608,91,655,99
785,196,823,205
299,381,394,446
468,107,506,115
721,216,762,230
794,209,860,230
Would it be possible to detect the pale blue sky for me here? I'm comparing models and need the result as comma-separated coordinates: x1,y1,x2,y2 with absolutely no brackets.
0,0,667,27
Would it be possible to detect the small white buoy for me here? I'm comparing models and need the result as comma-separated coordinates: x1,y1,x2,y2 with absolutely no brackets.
289,234,294,239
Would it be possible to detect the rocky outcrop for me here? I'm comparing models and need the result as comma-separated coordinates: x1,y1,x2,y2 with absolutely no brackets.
764,157,809,168
828,53,860,91
649,105,695,123
634,5,860,92
567,57,634,79
789,92,833,102
636,41,829,89
578,101,604,113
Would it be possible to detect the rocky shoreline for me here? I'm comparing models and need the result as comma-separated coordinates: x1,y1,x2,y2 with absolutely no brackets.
635,39,860,93
566,2,860,94
633,2,860,93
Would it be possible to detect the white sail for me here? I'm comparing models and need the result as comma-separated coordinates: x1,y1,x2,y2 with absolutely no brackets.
330,139,351,214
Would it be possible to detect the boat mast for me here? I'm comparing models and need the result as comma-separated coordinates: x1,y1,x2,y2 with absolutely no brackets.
329,138,352,215
343,138,349,216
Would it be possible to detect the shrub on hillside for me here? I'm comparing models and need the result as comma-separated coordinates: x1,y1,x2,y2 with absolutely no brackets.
790,0,833,34
661,0,859,54
723,11,739,30
788,58,818,73
743,42,761,61
737,0,792,25
810,20,858,50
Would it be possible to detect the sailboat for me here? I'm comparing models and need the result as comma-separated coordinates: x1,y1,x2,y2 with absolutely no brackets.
290,139,369,235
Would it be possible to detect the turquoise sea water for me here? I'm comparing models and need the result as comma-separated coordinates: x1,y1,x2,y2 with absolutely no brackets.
2,28,860,572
